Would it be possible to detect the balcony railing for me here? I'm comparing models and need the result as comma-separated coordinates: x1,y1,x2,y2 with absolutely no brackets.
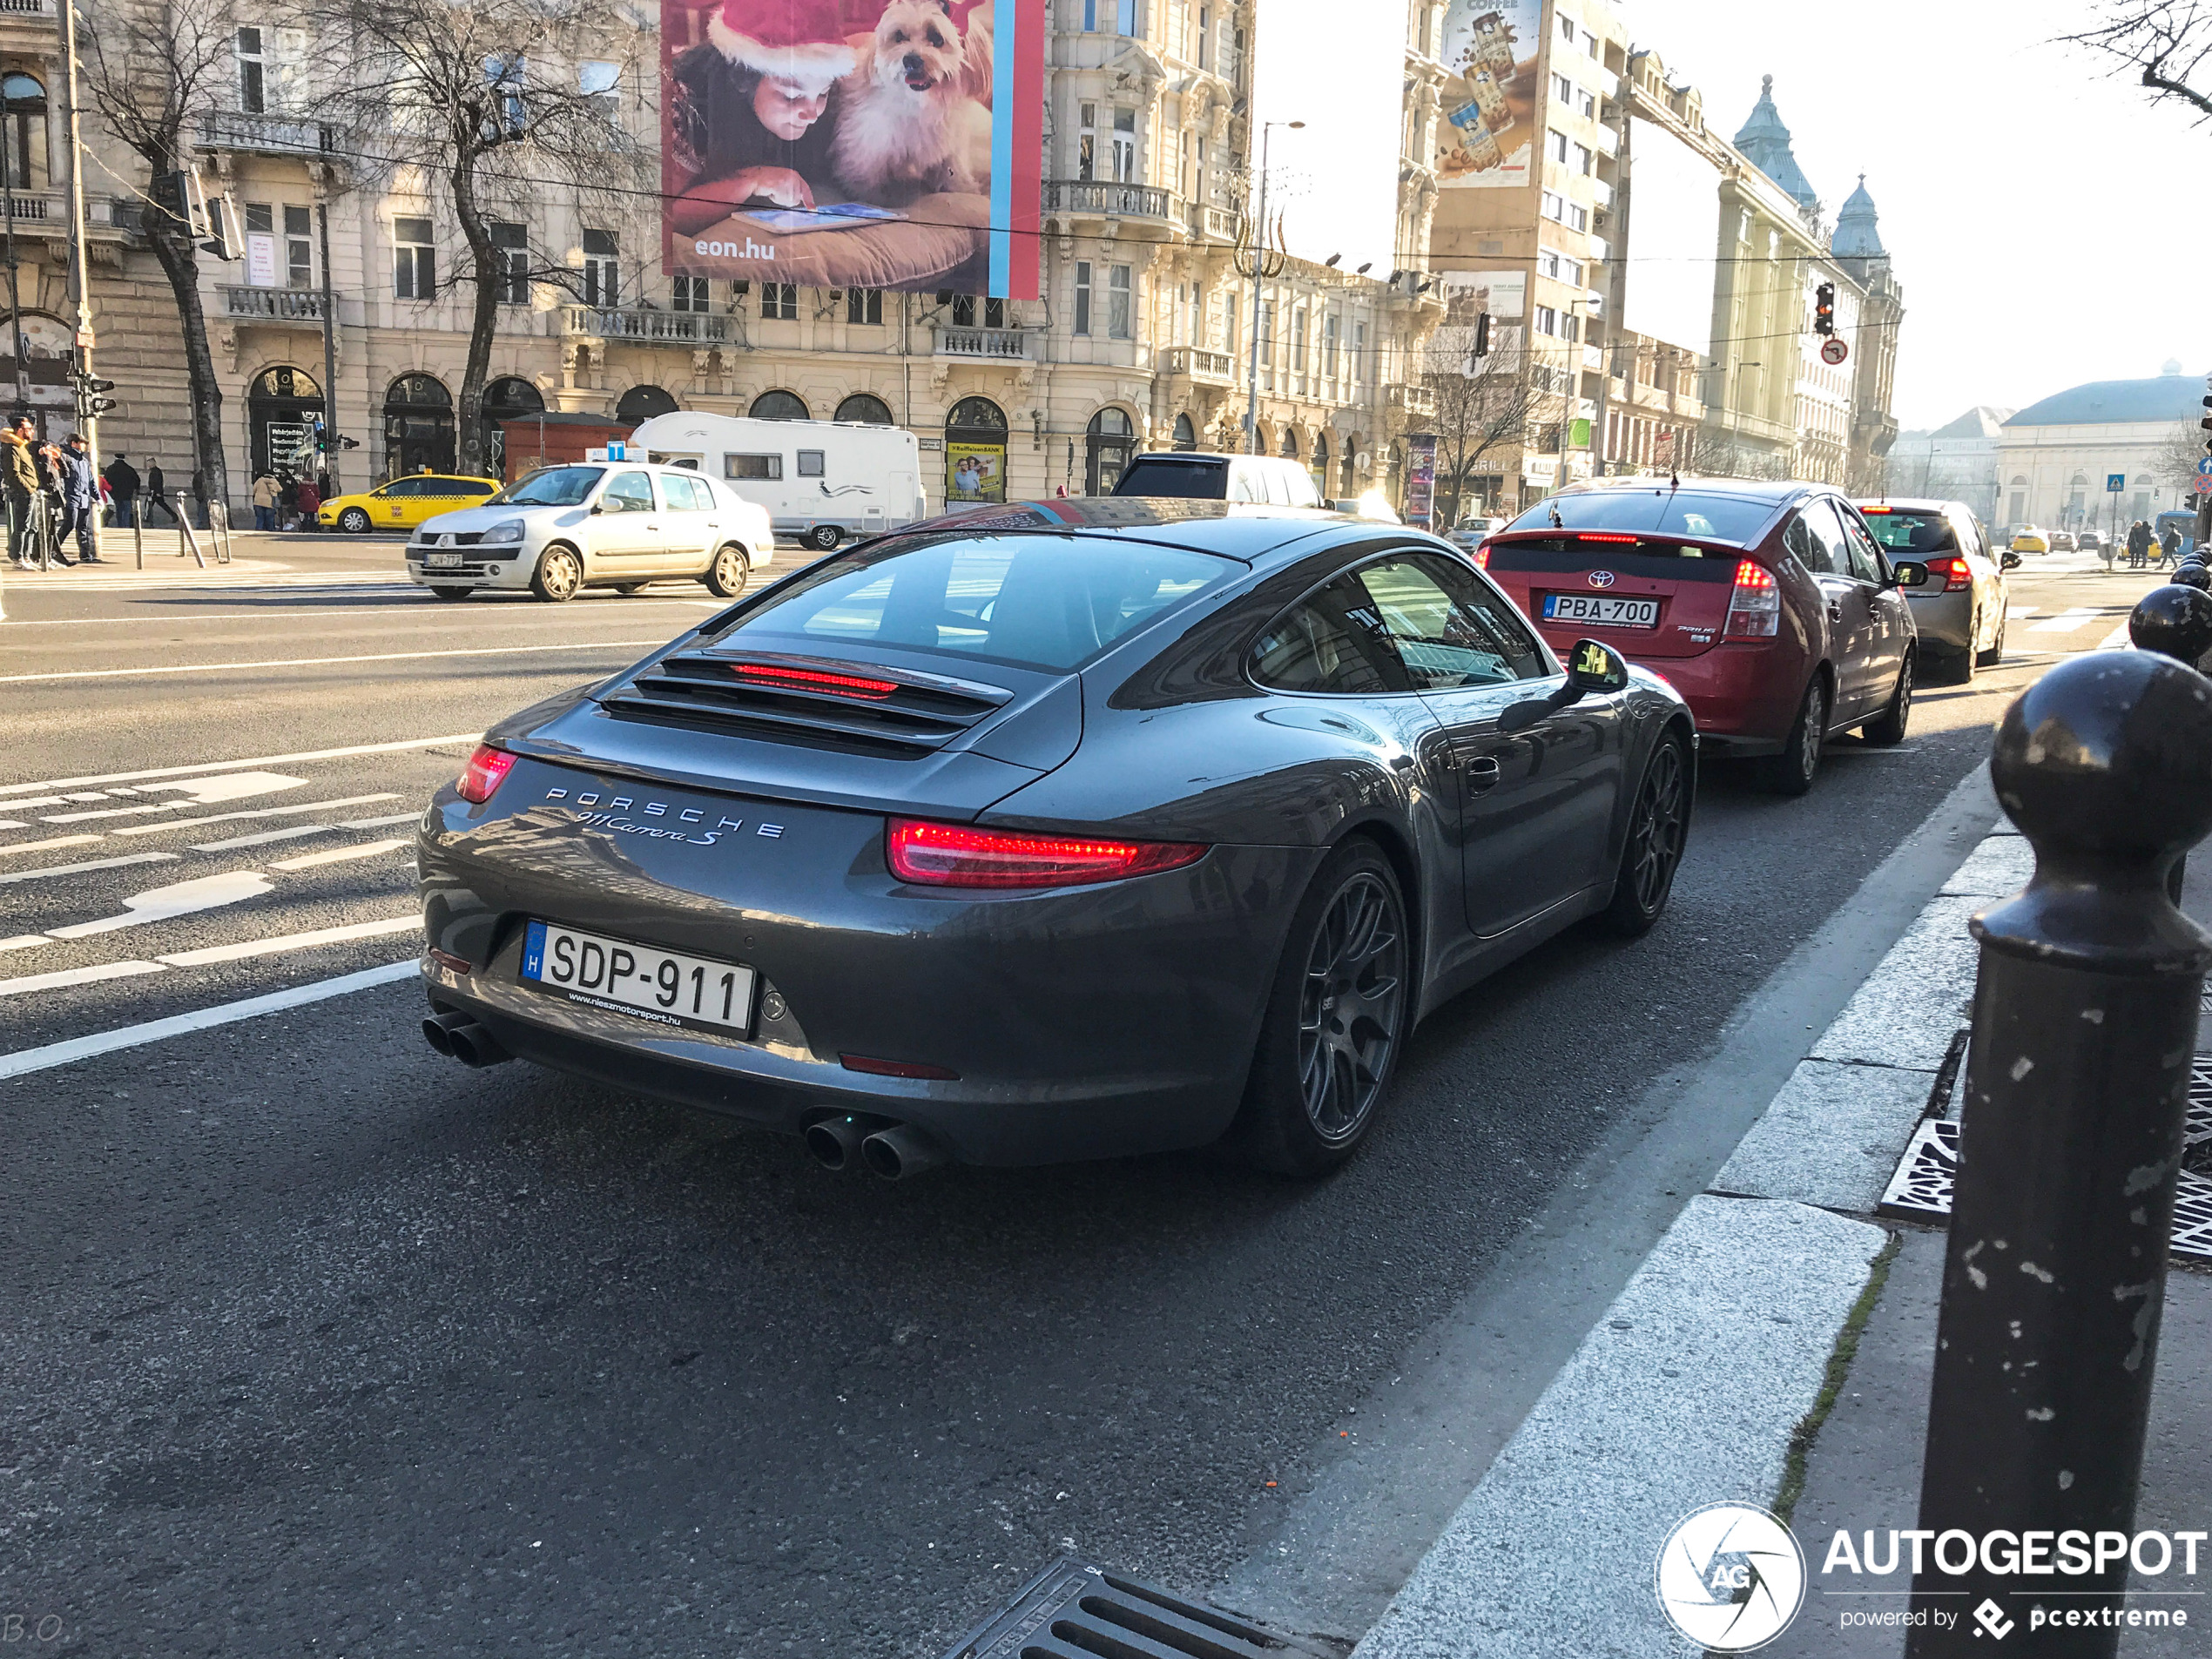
1385,382,1438,418
1163,345,1235,386
198,109,340,155
224,287,327,320
1043,179,1176,223
1190,202,1238,242
934,325,1034,361
0,0,57,17
563,306,731,344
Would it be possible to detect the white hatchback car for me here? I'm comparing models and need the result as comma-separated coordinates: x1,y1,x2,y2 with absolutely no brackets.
405,462,775,603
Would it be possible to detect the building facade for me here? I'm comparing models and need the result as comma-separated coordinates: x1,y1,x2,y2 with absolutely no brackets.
31,0,1442,516
1995,365,2203,536
1887,406,2011,521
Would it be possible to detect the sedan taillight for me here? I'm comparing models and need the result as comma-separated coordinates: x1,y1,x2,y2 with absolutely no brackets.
1723,558,1780,637
456,744,517,804
886,819,1208,889
1926,556,1973,592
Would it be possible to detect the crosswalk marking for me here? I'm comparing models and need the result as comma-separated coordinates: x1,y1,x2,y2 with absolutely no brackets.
0,851,180,885
0,835,104,859
110,792,401,836
192,824,342,853
2028,607,2101,633
0,960,166,996
271,838,409,871
44,871,273,941
41,803,172,824
335,811,422,830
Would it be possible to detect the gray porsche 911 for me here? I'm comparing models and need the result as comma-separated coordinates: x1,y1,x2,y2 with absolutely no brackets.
415,500,1695,1178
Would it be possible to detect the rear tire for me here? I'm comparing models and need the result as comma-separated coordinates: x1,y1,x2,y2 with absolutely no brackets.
1599,733,1689,937
338,506,371,533
1976,610,2006,668
703,543,751,598
1862,651,1913,746
806,523,842,551
1757,675,1827,797
1223,839,1410,1177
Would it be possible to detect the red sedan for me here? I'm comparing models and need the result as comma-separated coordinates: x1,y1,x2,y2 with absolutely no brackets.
1475,478,1925,794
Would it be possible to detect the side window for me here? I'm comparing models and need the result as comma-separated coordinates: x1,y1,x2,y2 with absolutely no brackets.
725,454,783,481
1264,466,1292,507
1251,572,1407,694
604,470,655,513
1791,502,1846,575
659,475,698,511
462,481,496,497
1352,552,1546,687
797,449,826,478
1837,507,1886,583
1228,464,1262,503
381,478,421,498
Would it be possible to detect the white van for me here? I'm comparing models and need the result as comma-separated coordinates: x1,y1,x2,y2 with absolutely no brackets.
626,412,927,550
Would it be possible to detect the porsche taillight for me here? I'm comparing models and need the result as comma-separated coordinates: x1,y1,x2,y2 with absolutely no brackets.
1723,558,1781,637
886,819,1209,889
456,744,516,803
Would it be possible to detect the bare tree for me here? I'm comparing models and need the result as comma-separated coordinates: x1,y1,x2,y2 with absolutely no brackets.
79,0,233,514
314,0,649,477
2155,418,2206,493
2073,3,2212,119
1421,294,1541,525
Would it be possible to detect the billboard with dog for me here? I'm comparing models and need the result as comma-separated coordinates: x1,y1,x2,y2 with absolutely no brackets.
664,0,1043,300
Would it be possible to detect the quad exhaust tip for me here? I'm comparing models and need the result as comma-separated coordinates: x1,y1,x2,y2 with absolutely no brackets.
421,1009,513,1069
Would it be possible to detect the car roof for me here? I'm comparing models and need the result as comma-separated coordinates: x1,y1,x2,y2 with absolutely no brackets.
1854,497,1971,514
887,497,1410,564
1552,475,1819,505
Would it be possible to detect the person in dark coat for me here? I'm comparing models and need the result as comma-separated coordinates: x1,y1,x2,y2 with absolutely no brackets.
57,432,102,563
2127,519,2153,569
2161,523,2182,567
103,450,139,526
144,458,175,525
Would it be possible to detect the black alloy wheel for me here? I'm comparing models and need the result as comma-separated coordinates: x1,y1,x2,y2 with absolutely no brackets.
1863,651,1913,746
1759,675,1827,797
338,506,371,533
1600,734,1689,936
1226,839,1409,1177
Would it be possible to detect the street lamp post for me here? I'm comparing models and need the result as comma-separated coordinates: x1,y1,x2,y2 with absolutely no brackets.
1243,118,1301,455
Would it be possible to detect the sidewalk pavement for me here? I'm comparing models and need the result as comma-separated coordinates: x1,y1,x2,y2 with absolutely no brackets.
1347,802,2212,1657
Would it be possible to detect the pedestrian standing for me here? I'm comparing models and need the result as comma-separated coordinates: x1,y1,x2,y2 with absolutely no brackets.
144,458,174,525
2128,518,2152,569
252,469,279,531
2161,523,2182,568
103,450,138,527
57,432,102,563
34,441,73,565
295,473,320,525
277,471,299,530
3,414,42,569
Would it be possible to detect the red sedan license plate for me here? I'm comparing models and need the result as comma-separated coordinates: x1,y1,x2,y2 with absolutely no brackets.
1543,594,1660,628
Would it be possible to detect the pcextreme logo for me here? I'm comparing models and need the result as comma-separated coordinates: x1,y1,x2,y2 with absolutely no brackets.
1656,1502,1805,1652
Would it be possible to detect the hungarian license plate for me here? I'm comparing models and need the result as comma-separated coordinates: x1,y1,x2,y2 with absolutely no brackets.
424,552,463,569
521,921,756,1037
1543,593,1660,628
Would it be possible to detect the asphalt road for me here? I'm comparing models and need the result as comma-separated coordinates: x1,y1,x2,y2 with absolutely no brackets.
0,543,2166,1656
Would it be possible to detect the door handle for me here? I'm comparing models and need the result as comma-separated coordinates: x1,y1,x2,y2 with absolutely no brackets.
1462,755,1502,792
1826,599,1844,623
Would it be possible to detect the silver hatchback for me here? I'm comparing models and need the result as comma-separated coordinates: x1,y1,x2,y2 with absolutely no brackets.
1855,497,2019,684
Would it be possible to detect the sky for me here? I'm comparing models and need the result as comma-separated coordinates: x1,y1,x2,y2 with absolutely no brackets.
1620,0,2212,428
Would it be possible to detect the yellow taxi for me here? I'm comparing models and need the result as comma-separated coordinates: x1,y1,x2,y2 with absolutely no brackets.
319,473,502,533
2008,526,2049,555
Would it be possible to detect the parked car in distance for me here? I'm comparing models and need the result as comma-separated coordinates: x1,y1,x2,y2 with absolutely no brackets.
2079,529,2104,554
1477,477,1928,795
405,462,774,603
1112,451,1324,507
2009,526,2050,555
2048,529,2077,552
627,412,927,550
320,473,501,534
1856,498,2016,683
1448,516,1507,550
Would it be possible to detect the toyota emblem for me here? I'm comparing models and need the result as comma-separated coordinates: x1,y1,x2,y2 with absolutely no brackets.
1588,570,1617,590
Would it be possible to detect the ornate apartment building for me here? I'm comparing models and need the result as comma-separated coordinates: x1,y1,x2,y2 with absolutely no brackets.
11,0,1443,514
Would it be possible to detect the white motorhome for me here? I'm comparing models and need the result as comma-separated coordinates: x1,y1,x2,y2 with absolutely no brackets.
626,412,927,550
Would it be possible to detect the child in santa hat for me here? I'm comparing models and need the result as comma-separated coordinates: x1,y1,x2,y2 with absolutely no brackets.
670,0,859,236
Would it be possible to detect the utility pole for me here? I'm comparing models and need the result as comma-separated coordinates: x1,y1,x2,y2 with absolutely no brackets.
316,187,340,491
57,0,99,552
3,80,24,411
1243,118,1300,455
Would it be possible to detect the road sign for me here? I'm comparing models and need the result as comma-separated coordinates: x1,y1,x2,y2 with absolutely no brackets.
2108,474,2126,493
2196,457,2212,477
1818,337,1848,366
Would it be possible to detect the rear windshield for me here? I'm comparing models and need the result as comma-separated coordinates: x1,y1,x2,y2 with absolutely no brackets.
1859,510,1958,555
709,535,1235,671
1114,457,1228,499
1507,489,1777,543
496,467,602,506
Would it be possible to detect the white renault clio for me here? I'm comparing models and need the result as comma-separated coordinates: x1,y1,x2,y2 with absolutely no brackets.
405,462,774,603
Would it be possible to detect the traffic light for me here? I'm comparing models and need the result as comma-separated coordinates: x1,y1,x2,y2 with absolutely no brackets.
2201,389,2211,453
1472,312,1492,361
1813,282,1836,337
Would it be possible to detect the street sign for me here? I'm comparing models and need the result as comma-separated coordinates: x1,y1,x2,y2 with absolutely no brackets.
2108,474,2126,493
2195,457,2212,477
1818,337,1848,366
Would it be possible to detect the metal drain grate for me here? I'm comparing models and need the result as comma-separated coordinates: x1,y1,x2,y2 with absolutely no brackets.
941,1557,1321,1659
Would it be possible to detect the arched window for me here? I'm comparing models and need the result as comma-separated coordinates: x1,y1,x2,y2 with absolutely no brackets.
484,377,543,421
946,396,1008,502
750,388,809,421
617,383,678,424
836,393,894,425
2,74,47,193
384,373,455,475
246,364,326,476
1172,413,1197,450
1312,431,1331,494
1086,407,1135,494
1279,427,1300,461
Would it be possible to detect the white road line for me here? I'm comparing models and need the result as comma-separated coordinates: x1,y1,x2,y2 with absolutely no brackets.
191,824,337,852
2027,607,2101,634
0,834,103,859
156,914,418,967
336,811,422,830
40,803,171,824
4,797,74,810
0,960,166,997
111,793,401,836
0,732,479,797
271,838,409,870
2097,623,2133,651
0,934,47,951
0,820,23,831
0,637,667,685
46,871,273,941
2,599,711,626
2006,606,2040,619
0,851,179,885
0,961,419,1080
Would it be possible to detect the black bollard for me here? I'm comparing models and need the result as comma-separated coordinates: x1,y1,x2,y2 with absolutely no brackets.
2175,561,2210,592
2128,583,2212,666
1907,652,2212,1656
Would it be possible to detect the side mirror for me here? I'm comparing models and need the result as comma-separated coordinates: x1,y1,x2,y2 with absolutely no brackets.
2001,551,2023,570
1889,560,1930,589
589,501,604,515
1499,638,1629,732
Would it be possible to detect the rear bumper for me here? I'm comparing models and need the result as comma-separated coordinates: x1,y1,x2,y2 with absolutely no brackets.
417,759,1317,1165
1536,629,1803,746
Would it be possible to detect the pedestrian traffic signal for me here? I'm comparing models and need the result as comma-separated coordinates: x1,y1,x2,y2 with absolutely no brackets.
86,397,118,416
1813,282,1836,337
1472,312,1493,361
